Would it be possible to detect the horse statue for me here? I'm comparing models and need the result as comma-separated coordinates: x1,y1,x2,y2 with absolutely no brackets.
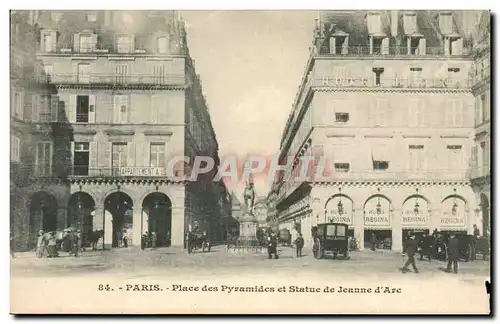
243,181,255,215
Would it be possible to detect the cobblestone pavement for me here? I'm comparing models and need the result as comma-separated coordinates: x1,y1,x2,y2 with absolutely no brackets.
10,245,490,284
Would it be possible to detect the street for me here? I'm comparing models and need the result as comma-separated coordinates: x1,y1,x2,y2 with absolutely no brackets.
10,246,491,314
11,245,490,281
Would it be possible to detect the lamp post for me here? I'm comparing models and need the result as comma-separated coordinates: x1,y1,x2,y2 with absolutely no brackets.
76,195,83,257
39,200,45,233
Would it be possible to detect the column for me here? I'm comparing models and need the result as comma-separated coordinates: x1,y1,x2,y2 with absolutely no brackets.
369,36,374,54
103,210,113,249
354,208,364,251
132,207,143,246
57,207,66,229
93,207,104,230
302,213,312,248
171,205,185,247
392,209,403,252
407,37,411,55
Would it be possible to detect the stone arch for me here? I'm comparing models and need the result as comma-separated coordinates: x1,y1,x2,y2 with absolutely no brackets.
324,194,354,227
67,192,96,233
440,194,468,231
402,194,431,230
363,194,393,209
104,191,134,248
29,191,58,248
142,192,173,247
100,188,137,208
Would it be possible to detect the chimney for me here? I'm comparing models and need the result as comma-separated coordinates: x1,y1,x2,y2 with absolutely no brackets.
391,10,399,36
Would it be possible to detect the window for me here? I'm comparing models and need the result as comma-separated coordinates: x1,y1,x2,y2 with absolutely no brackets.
480,94,488,123
372,67,384,86
335,113,349,123
114,95,129,123
445,99,465,126
73,142,90,175
78,63,90,83
50,12,62,22
370,98,387,126
334,163,350,172
43,33,54,52
35,142,52,176
439,13,453,35
403,12,417,35
112,143,128,169
408,145,425,171
86,13,97,22
447,145,463,171
409,67,422,86
153,64,167,84
38,95,52,122
150,143,166,167
116,35,132,53
373,160,389,170
11,135,20,162
367,12,382,34
408,99,426,127
43,65,53,83
157,36,169,53
76,95,90,123
115,64,128,84
79,35,93,53
481,141,490,174
12,91,23,119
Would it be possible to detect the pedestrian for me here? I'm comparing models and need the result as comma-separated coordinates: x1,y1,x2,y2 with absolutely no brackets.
10,231,15,258
267,231,279,259
370,233,377,252
419,233,432,261
446,234,459,274
151,232,157,249
400,233,419,273
47,232,59,258
473,224,480,237
122,230,128,248
295,233,304,257
141,232,148,250
36,230,45,258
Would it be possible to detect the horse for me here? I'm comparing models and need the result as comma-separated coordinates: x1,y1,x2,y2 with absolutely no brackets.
85,230,104,251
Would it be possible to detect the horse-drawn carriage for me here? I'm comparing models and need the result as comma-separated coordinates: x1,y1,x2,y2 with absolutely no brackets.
421,231,490,262
187,229,211,253
278,228,291,246
312,223,350,260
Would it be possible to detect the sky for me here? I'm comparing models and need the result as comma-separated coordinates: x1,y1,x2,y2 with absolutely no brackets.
181,10,318,199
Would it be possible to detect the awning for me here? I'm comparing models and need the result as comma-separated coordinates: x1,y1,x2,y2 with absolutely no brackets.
364,226,392,230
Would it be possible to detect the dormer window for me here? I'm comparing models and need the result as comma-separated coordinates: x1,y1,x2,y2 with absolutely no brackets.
41,30,57,52
116,35,134,53
439,12,453,35
328,29,349,55
367,12,382,35
157,36,170,54
85,13,97,22
50,12,62,23
403,12,417,35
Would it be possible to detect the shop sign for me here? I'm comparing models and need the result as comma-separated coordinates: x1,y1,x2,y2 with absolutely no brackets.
364,197,391,227
402,198,429,228
120,167,166,177
325,197,353,226
440,198,466,228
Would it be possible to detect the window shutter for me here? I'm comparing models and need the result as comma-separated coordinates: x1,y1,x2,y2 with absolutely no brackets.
113,95,120,123
31,94,40,122
103,142,112,173
88,95,96,123
151,95,159,123
91,33,98,51
418,38,426,56
128,142,136,167
50,95,59,122
381,37,389,55
130,35,136,53
50,31,57,52
329,37,336,54
86,142,97,175
68,94,76,123
40,30,46,51
342,36,349,55
73,33,80,52
70,141,75,175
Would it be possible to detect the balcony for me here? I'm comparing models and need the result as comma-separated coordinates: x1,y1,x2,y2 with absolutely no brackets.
69,166,181,178
38,43,187,56
310,76,472,90
318,46,472,58
39,73,186,86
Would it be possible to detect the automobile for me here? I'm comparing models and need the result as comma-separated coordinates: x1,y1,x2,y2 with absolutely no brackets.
311,223,349,259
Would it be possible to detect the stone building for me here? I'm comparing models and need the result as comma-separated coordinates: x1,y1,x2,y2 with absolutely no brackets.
253,196,268,227
272,10,490,251
468,12,491,237
10,11,72,251
21,10,222,248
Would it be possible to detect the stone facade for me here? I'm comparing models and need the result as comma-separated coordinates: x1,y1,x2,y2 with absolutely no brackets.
12,10,224,249
272,10,490,252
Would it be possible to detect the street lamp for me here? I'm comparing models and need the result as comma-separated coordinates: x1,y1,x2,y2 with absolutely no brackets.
39,199,45,233
451,197,458,216
376,197,382,215
76,194,83,257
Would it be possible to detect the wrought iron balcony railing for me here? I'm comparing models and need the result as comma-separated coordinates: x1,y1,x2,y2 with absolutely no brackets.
39,73,186,86
38,43,187,55
319,45,472,57
309,76,472,89
69,166,184,178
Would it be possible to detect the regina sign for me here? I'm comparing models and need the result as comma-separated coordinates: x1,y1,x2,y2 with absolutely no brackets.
325,196,353,226
364,197,391,227
402,198,429,228
440,197,466,228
